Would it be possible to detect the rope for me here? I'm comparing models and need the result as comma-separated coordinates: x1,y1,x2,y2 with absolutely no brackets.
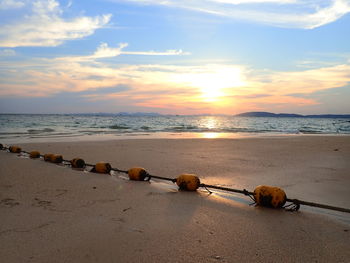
148,174,177,183
200,183,254,197
285,198,350,213
111,167,128,174
1,144,350,214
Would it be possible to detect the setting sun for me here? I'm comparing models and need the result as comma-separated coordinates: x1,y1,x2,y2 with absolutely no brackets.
172,65,245,102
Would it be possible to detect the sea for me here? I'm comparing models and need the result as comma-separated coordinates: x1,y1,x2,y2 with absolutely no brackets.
1,114,350,143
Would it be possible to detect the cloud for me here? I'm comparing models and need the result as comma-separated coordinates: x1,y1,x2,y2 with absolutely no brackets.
116,0,350,29
93,43,128,59
0,0,25,9
0,0,111,47
91,42,188,58
1,49,349,113
122,49,190,56
78,85,131,95
256,64,350,95
56,42,189,61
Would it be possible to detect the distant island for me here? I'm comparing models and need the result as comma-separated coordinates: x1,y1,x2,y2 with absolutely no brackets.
235,112,350,118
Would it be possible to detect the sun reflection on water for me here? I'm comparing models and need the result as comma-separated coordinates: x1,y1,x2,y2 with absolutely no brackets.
203,117,218,129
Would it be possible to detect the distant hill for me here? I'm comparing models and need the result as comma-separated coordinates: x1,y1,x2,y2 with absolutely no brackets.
236,112,350,118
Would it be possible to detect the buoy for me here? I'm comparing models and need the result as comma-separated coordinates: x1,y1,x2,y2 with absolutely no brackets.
70,158,86,169
43,153,63,164
253,185,286,208
91,162,111,174
128,167,150,181
176,174,200,191
9,146,21,153
29,151,41,159
51,154,63,164
44,153,54,162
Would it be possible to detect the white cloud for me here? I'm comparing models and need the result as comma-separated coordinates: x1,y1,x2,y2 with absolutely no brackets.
117,0,350,29
56,42,189,61
92,42,189,58
93,42,128,58
0,0,25,9
123,49,190,56
0,0,111,47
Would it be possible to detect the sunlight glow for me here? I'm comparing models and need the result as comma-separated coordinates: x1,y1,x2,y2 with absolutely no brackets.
172,65,245,102
201,132,221,139
203,116,219,129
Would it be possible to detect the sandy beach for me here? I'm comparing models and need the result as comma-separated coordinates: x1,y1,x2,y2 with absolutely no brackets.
1,136,350,262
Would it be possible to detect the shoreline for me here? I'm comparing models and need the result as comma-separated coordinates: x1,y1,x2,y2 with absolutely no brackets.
1,136,350,262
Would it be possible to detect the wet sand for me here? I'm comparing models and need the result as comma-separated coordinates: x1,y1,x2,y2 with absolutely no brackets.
1,136,350,262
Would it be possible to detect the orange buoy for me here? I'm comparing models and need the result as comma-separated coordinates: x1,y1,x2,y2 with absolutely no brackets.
43,153,63,163
253,185,287,208
9,146,21,153
71,158,86,168
44,153,54,162
128,167,149,181
91,162,111,174
29,151,41,159
176,174,200,191
51,154,63,164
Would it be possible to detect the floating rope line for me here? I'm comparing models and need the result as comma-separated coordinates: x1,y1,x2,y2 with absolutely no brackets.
1,144,350,214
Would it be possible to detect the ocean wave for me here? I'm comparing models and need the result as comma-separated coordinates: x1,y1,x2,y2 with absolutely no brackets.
298,129,323,134
1,114,349,141
109,124,130,130
164,125,199,131
27,128,55,134
0,132,28,135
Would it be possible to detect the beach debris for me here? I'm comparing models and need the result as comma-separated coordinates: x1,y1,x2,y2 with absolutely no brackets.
91,162,111,174
176,174,201,191
29,151,41,159
70,158,86,168
253,185,287,208
9,146,21,153
128,167,150,181
44,153,63,164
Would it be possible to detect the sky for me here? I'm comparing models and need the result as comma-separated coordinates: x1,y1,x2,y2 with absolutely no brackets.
0,0,349,115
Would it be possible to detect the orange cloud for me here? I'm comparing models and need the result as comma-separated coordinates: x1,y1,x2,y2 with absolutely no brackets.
1,52,349,114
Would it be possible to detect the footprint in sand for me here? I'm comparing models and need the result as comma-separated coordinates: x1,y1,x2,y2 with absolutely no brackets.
32,197,52,209
0,198,20,208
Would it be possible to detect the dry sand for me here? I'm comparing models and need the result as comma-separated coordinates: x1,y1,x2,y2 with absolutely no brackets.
1,136,350,262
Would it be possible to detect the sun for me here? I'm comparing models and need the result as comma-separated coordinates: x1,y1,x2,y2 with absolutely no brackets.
173,65,245,102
